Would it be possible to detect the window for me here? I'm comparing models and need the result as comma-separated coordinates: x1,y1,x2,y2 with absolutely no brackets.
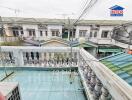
56,32,59,36
101,31,109,38
0,28,3,36
51,30,59,36
33,31,35,36
21,31,24,35
29,30,32,36
52,31,55,36
12,27,23,37
28,29,35,36
79,30,87,37
13,30,19,37
40,31,43,36
45,31,47,36
94,32,97,37
90,32,92,37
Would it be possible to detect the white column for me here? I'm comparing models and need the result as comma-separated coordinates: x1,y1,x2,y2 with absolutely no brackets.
89,71,96,93
39,52,42,61
13,50,24,67
94,78,102,99
34,52,37,60
28,52,32,61
46,53,49,61
87,67,92,85
41,53,44,61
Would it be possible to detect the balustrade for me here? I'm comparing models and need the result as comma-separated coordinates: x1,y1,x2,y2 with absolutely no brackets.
79,48,132,100
0,47,79,67
0,46,131,100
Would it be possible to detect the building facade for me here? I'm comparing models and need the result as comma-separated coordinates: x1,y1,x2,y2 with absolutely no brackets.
0,17,132,57
0,17,129,41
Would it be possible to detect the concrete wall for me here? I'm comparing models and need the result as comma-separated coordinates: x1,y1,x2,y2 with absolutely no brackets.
98,25,114,39
75,25,91,39
22,24,38,37
47,25,62,38
4,24,13,36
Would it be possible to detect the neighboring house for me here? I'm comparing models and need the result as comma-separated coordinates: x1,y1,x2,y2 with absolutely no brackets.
0,17,132,58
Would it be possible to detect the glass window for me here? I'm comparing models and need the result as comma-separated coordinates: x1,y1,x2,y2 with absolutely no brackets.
21,31,24,34
40,31,43,36
52,30,59,36
45,31,47,36
13,30,19,37
33,31,35,36
29,30,32,36
94,32,97,37
79,30,87,37
90,32,92,37
101,31,109,38
52,31,55,36
56,32,59,36
28,29,35,36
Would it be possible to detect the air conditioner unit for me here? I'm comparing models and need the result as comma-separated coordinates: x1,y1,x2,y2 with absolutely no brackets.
0,82,21,100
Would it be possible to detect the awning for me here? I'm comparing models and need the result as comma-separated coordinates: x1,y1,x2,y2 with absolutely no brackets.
73,43,94,47
99,48,122,53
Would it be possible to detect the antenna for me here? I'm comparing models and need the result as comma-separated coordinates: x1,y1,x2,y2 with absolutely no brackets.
0,5,21,17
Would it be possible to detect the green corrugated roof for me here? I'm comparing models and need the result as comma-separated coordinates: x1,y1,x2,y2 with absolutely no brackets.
99,48,122,52
73,43,93,47
100,53,132,86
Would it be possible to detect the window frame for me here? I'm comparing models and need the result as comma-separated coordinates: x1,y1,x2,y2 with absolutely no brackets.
101,30,109,38
79,30,87,37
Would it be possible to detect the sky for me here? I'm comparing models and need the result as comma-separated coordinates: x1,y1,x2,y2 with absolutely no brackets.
0,0,132,20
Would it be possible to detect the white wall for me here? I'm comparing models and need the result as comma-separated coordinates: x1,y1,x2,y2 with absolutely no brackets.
22,24,38,37
47,25,62,38
75,25,91,39
89,25,115,44
98,25,114,39
127,25,132,33
4,24,13,36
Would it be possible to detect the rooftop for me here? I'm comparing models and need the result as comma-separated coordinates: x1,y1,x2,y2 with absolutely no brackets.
100,52,132,85
1,17,131,26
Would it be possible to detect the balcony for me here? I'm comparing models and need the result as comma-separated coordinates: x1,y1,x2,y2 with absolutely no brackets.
0,46,132,100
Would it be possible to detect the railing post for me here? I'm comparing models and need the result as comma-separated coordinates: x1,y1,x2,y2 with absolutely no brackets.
100,87,109,100
89,71,96,93
87,67,92,85
93,78,102,99
13,50,24,67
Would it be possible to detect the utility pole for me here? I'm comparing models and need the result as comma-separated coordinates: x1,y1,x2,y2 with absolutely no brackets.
0,16,4,37
68,17,71,41
0,16,7,42
0,16,7,76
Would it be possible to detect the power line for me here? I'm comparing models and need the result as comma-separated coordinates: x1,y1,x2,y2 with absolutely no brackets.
73,0,98,25
76,0,89,18
77,0,90,19
0,5,21,17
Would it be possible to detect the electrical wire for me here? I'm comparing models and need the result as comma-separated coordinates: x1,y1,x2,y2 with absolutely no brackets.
73,0,98,25
0,5,21,12
77,0,89,17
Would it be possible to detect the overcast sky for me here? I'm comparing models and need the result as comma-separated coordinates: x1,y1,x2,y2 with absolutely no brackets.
0,0,132,20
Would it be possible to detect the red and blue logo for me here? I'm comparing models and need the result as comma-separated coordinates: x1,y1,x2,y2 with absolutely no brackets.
109,5,124,16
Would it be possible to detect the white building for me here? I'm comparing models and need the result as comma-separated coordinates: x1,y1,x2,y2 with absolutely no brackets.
0,17,129,41
0,17,132,57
